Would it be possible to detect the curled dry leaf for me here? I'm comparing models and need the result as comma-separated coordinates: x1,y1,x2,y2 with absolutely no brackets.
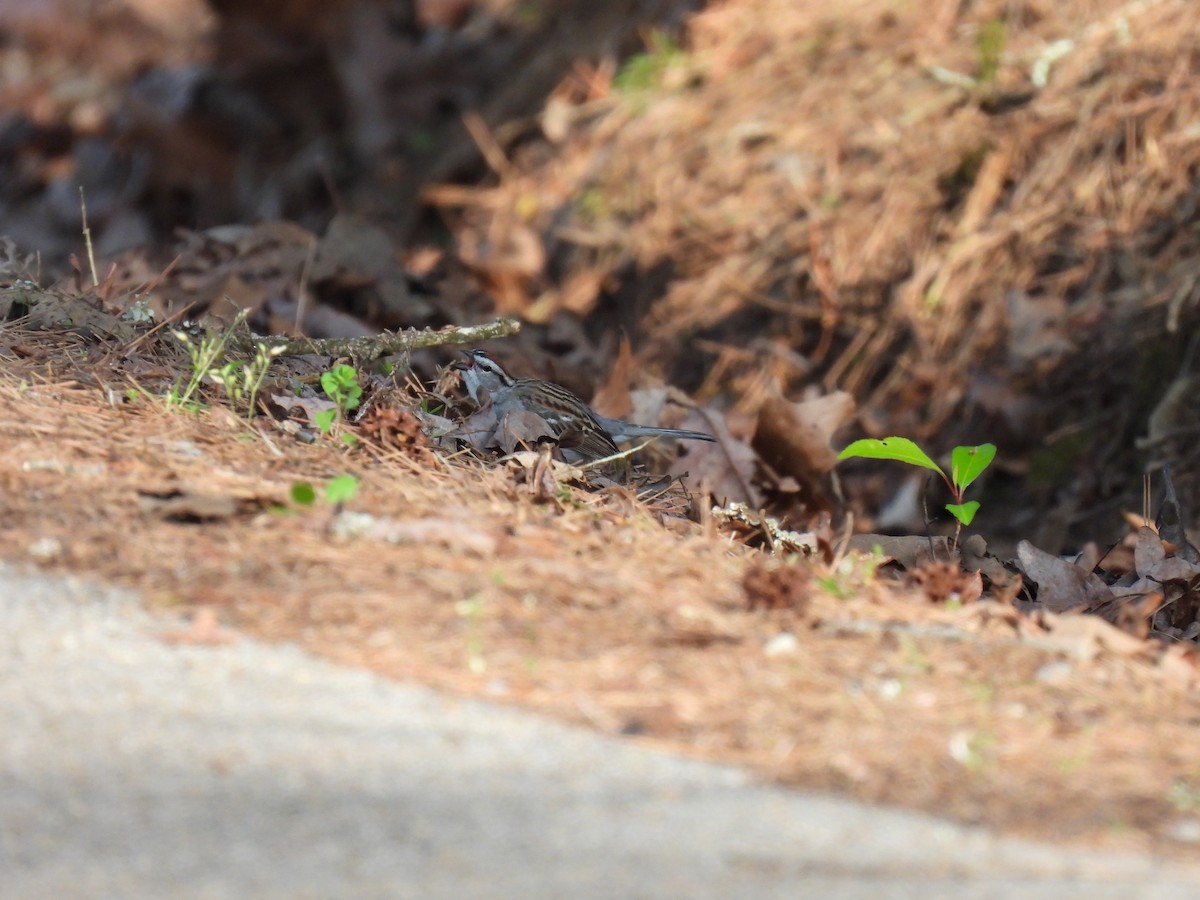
1087,525,1200,635
270,392,338,425
446,405,500,454
753,389,854,511
450,403,559,458
497,408,558,455
1016,540,1114,613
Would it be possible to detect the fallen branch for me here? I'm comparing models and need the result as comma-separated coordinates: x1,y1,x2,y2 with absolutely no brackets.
228,317,521,361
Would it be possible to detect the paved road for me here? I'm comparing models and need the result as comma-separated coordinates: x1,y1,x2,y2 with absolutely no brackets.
3,564,1198,898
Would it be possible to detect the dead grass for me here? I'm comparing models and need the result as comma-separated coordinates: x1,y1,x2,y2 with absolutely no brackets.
2,356,1200,859
433,0,1200,547
6,0,1200,865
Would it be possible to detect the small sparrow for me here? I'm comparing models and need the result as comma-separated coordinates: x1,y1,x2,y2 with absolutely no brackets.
457,349,716,461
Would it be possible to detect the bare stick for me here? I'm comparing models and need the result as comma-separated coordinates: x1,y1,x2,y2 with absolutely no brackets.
293,235,318,336
79,187,99,287
227,316,522,361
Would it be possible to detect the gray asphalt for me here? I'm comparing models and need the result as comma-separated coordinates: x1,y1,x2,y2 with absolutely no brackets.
3,563,1198,899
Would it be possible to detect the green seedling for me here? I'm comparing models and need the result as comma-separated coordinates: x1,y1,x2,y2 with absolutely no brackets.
316,363,363,443
291,481,317,506
837,437,996,531
209,340,282,419
169,310,248,410
208,359,245,406
324,473,359,504
290,474,359,507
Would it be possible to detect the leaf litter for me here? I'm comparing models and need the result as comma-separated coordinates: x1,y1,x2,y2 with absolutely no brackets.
3,0,1200,865
2,300,1200,859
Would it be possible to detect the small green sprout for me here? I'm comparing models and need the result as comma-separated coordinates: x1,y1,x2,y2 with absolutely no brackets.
324,473,359,504
321,363,362,415
169,312,246,409
316,363,363,443
291,481,318,506
290,474,359,507
837,437,996,529
209,340,283,419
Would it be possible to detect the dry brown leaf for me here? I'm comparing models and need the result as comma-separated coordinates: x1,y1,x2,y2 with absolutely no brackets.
753,389,854,510
591,334,635,419
1133,525,1166,575
447,405,502,454
1143,554,1200,586
270,393,338,425
497,408,558,455
1016,540,1113,613
670,415,760,507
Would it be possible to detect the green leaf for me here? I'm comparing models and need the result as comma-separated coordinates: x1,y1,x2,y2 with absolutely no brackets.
320,370,340,398
945,501,980,526
325,474,359,505
837,437,945,476
950,444,996,491
341,433,358,447
314,409,337,433
291,481,317,506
